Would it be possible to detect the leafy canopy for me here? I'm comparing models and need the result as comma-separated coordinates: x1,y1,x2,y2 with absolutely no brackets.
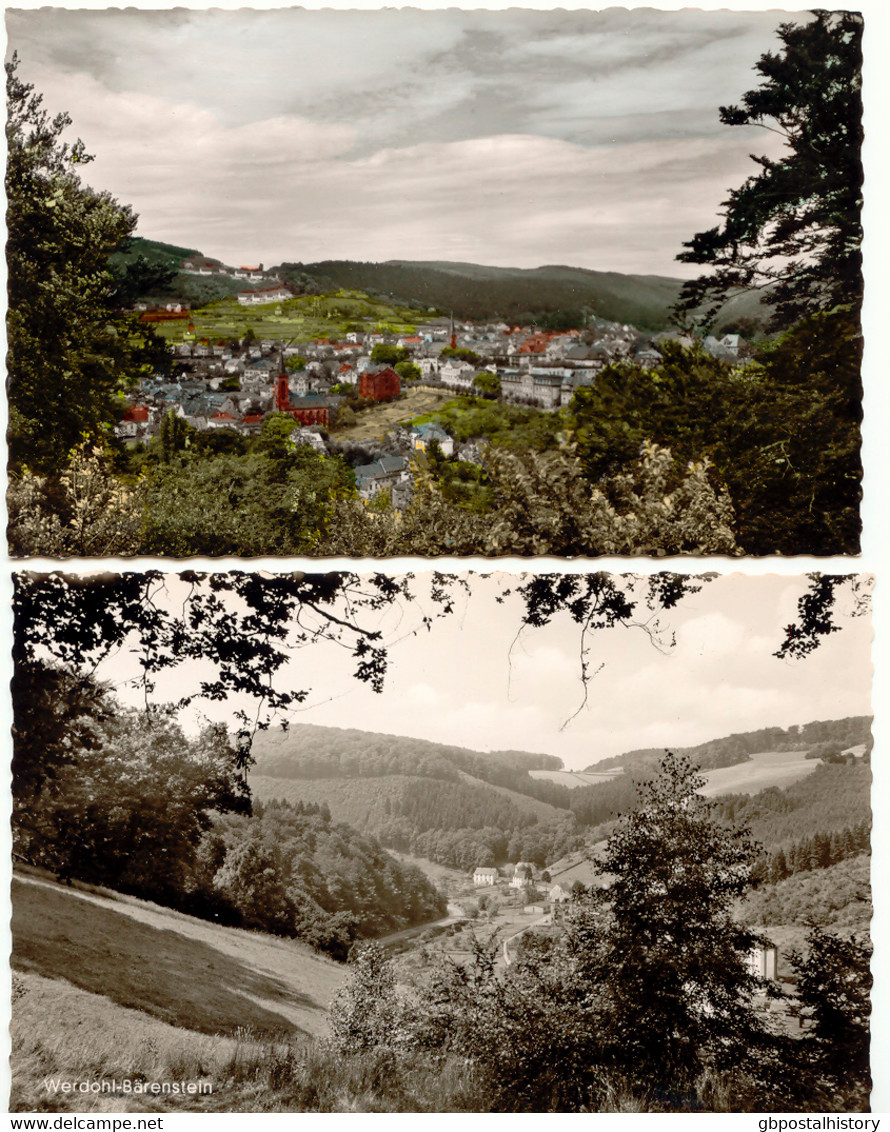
6,55,169,474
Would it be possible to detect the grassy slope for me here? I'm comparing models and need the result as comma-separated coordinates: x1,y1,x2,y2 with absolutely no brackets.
151,290,421,343
11,873,345,1039
699,750,820,797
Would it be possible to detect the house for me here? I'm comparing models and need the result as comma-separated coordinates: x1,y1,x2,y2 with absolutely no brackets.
473,867,499,887
411,422,455,458
286,393,330,427
549,884,572,903
438,359,475,389
559,370,596,408
633,345,663,368
359,367,401,402
747,945,779,981
237,284,293,306
511,862,534,889
290,428,328,454
232,264,266,281
115,404,154,439
353,455,411,501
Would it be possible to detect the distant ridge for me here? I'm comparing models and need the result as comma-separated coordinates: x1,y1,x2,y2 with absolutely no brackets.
586,717,873,775
278,258,685,331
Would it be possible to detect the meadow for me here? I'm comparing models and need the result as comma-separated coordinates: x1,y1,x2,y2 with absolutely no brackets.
151,290,421,345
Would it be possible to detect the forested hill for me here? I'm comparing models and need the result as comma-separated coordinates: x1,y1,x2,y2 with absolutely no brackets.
276,259,683,330
586,717,873,775
250,721,871,877
250,725,578,871
252,724,563,788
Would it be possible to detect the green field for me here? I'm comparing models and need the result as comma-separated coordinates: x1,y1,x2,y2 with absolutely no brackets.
153,289,422,344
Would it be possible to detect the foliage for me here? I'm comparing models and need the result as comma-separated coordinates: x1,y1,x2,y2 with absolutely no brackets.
415,396,563,450
8,443,146,557
11,659,117,804
594,715,872,775
440,347,481,365
776,573,872,661
714,759,871,850
139,448,354,556
12,572,434,757
370,344,409,366
5,57,164,474
207,802,446,957
328,943,401,1053
567,316,861,555
159,409,189,462
395,360,422,383
786,927,871,1109
352,754,778,1110
589,754,768,1099
13,684,249,903
675,13,863,328
316,444,737,557
472,371,500,397
292,259,680,331
739,854,870,932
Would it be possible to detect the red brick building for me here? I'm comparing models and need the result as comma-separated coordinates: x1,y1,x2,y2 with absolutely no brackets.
359,367,401,402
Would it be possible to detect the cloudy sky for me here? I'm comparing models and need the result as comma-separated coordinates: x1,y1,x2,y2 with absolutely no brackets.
6,7,802,274
101,571,872,771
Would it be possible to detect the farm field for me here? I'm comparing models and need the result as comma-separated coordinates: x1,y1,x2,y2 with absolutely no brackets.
530,769,623,788
699,750,821,797
151,290,421,345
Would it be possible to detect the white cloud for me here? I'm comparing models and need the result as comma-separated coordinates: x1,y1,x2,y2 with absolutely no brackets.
9,7,799,272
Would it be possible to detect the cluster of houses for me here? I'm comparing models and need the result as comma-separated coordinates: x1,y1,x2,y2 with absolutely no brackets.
473,862,576,920
117,297,750,506
178,258,295,307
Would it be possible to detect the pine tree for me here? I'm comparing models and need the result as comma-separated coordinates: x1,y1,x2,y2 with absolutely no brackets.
675,12,863,328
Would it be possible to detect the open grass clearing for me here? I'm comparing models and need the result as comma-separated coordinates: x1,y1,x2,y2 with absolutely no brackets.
12,873,345,1039
333,386,453,443
700,750,821,797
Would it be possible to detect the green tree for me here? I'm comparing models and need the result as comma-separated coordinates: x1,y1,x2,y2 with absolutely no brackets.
5,57,158,474
591,753,769,1100
253,411,298,458
159,408,189,462
317,443,737,557
472,371,500,398
140,448,353,556
567,321,861,556
675,13,863,328
370,344,409,366
7,442,146,557
395,360,421,383
441,346,481,365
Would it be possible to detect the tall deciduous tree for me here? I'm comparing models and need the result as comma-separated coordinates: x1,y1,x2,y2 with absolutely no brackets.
674,13,863,329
